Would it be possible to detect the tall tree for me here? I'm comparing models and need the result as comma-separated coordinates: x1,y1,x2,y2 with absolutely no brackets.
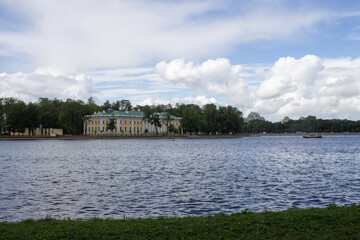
0,98,5,135
143,107,162,135
25,102,40,136
202,104,217,134
58,99,86,135
181,104,202,135
101,100,112,110
163,113,173,135
6,98,27,134
38,98,61,132
106,115,116,132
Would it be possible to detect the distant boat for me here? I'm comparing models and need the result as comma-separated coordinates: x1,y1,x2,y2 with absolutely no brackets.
303,133,322,138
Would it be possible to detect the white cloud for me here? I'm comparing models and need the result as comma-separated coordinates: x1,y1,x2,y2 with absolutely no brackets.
156,55,360,121
156,58,251,108
2,55,360,121
0,66,93,102
256,55,324,99
254,55,360,120
0,0,343,70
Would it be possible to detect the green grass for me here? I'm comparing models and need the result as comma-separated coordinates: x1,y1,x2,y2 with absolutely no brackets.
1,205,360,239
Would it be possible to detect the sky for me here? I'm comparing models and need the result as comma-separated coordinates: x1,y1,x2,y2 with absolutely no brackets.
1,0,360,121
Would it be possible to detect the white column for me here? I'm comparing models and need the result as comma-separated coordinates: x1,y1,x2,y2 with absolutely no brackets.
100,119,103,133
117,119,120,133
142,121,145,133
131,120,134,135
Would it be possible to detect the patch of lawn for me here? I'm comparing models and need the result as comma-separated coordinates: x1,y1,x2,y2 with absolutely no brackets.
1,205,360,239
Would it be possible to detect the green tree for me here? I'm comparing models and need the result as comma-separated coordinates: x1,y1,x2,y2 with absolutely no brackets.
101,100,112,110
163,113,173,135
106,115,116,132
168,123,176,134
181,104,202,135
0,98,5,135
201,104,217,135
6,99,27,134
25,102,40,136
143,107,162,135
38,98,61,133
223,106,243,134
59,99,86,135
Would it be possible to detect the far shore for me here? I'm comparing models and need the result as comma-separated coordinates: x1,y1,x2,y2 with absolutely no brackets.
0,134,249,140
1,132,360,140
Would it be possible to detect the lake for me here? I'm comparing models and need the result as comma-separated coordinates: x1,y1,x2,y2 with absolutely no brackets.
1,135,360,221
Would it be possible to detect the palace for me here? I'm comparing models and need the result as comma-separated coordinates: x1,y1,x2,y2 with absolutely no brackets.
83,109,181,135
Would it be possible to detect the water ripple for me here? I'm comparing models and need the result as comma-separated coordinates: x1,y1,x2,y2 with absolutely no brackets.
1,135,360,221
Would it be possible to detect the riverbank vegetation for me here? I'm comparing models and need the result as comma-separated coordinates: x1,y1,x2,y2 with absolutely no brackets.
1,204,359,239
0,97,244,136
1,97,360,137
244,116,360,134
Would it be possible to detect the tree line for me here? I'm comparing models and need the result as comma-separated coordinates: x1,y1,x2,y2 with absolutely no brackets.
243,115,360,133
0,97,244,136
135,104,244,135
1,96,359,136
0,97,101,135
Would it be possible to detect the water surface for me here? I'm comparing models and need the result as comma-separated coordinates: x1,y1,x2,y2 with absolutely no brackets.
1,135,359,221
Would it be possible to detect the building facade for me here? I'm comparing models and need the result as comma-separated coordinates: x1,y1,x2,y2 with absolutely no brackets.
245,112,265,122
10,128,63,137
83,109,181,136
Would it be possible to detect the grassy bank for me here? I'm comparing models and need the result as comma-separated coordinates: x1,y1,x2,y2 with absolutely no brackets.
1,205,360,239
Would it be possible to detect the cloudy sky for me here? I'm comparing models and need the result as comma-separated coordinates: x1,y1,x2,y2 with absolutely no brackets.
1,0,360,121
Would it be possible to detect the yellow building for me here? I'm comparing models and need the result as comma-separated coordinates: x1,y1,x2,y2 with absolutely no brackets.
10,128,63,137
83,110,181,135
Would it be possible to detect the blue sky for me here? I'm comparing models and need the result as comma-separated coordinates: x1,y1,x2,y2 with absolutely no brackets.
1,0,360,121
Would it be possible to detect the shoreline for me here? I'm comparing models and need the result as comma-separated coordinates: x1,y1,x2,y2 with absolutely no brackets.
0,134,250,140
1,132,360,140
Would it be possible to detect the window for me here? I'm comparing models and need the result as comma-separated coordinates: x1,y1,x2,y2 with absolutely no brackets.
129,120,132,124
120,127,122,132
125,127,127,132
125,120,127,124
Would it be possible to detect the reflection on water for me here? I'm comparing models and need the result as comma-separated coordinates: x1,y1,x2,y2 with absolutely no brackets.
1,135,360,221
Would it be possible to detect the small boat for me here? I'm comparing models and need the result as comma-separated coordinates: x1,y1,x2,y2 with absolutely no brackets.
303,133,322,138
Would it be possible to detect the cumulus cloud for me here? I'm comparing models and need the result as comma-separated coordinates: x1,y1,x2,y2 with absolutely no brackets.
156,56,360,121
0,66,93,102
156,58,250,108
254,55,360,120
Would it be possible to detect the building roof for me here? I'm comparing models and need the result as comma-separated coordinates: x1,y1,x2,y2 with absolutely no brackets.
85,109,181,120
245,111,265,122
